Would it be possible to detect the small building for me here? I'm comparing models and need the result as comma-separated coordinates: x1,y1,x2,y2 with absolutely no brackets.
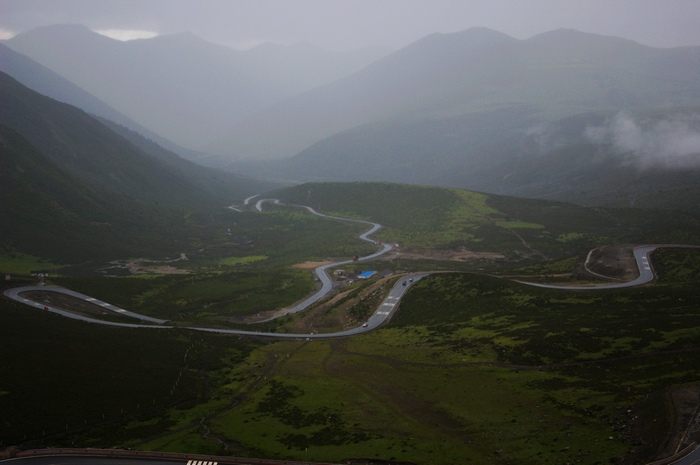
333,270,347,279
357,271,377,279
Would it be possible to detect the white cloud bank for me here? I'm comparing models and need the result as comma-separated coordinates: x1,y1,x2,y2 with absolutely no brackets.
0,27,17,40
585,112,700,169
93,29,158,41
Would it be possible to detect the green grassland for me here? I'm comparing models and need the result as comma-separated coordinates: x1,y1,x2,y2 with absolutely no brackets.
3,182,700,464
54,268,314,326
0,298,259,448
122,249,697,464
0,245,63,275
2,247,697,463
274,182,700,261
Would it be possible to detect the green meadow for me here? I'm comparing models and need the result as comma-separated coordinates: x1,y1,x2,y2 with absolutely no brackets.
2,183,700,464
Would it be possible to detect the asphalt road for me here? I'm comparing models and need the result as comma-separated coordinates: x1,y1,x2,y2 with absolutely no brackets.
672,446,700,465
3,200,698,464
3,286,167,327
516,245,659,290
241,198,392,319
1,457,184,465
3,198,401,338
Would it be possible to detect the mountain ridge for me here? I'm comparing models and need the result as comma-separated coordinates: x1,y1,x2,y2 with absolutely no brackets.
214,26,700,161
4,24,389,150
0,70,271,208
0,42,194,155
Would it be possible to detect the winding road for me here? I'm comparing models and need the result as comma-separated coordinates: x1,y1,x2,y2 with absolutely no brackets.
3,199,699,465
1,198,675,339
3,198,416,339
516,245,658,290
254,199,392,318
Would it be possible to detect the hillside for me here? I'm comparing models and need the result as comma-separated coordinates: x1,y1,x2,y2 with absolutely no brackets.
472,110,700,211
0,44,152,139
4,24,387,149
238,107,700,213
3,180,700,464
270,182,700,262
224,28,700,212
0,71,268,209
0,43,206,159
0,125,190,263
0,71,280,264
97,118,281,204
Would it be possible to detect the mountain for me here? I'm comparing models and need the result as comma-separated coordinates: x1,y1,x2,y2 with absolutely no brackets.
236,106,700,213
468,110,700,212
0,43,146,136
4,24,388,150
98,117,281,203
233,104,540,183
0,124,185,263
0,71,273,208
223,28,700,212
0,43,200,158
219,27,700,162
210,27,518,160
0,70,282,263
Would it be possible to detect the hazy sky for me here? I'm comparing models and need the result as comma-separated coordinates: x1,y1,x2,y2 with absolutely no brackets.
2,0,700,51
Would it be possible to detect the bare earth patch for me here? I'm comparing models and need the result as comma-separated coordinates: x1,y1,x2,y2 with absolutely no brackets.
292,260,333,270
655,385,700,459
121,254,190,275
290,277,396,333
249,249,503,325
126,262,190,275
19,291,148,324
584,244,638,281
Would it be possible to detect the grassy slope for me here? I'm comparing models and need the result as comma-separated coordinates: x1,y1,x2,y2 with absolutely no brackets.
101,248,700,465
182,249,699,464
275,182,700,259
0,125,192,263
42,182,700,325
3,182,700,464
0,296,259,448
0,71,276,266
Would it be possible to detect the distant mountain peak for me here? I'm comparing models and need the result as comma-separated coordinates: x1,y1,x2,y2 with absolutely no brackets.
424,27,517,44
11,23,108,42
526,28,642,47
455,26,517,39
142,30,219,47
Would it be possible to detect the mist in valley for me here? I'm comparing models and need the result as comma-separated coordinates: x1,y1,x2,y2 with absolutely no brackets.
4,2,700,464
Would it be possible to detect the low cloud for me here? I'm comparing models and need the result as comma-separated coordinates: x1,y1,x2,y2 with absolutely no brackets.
0,27,17,40
585,112,700,169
